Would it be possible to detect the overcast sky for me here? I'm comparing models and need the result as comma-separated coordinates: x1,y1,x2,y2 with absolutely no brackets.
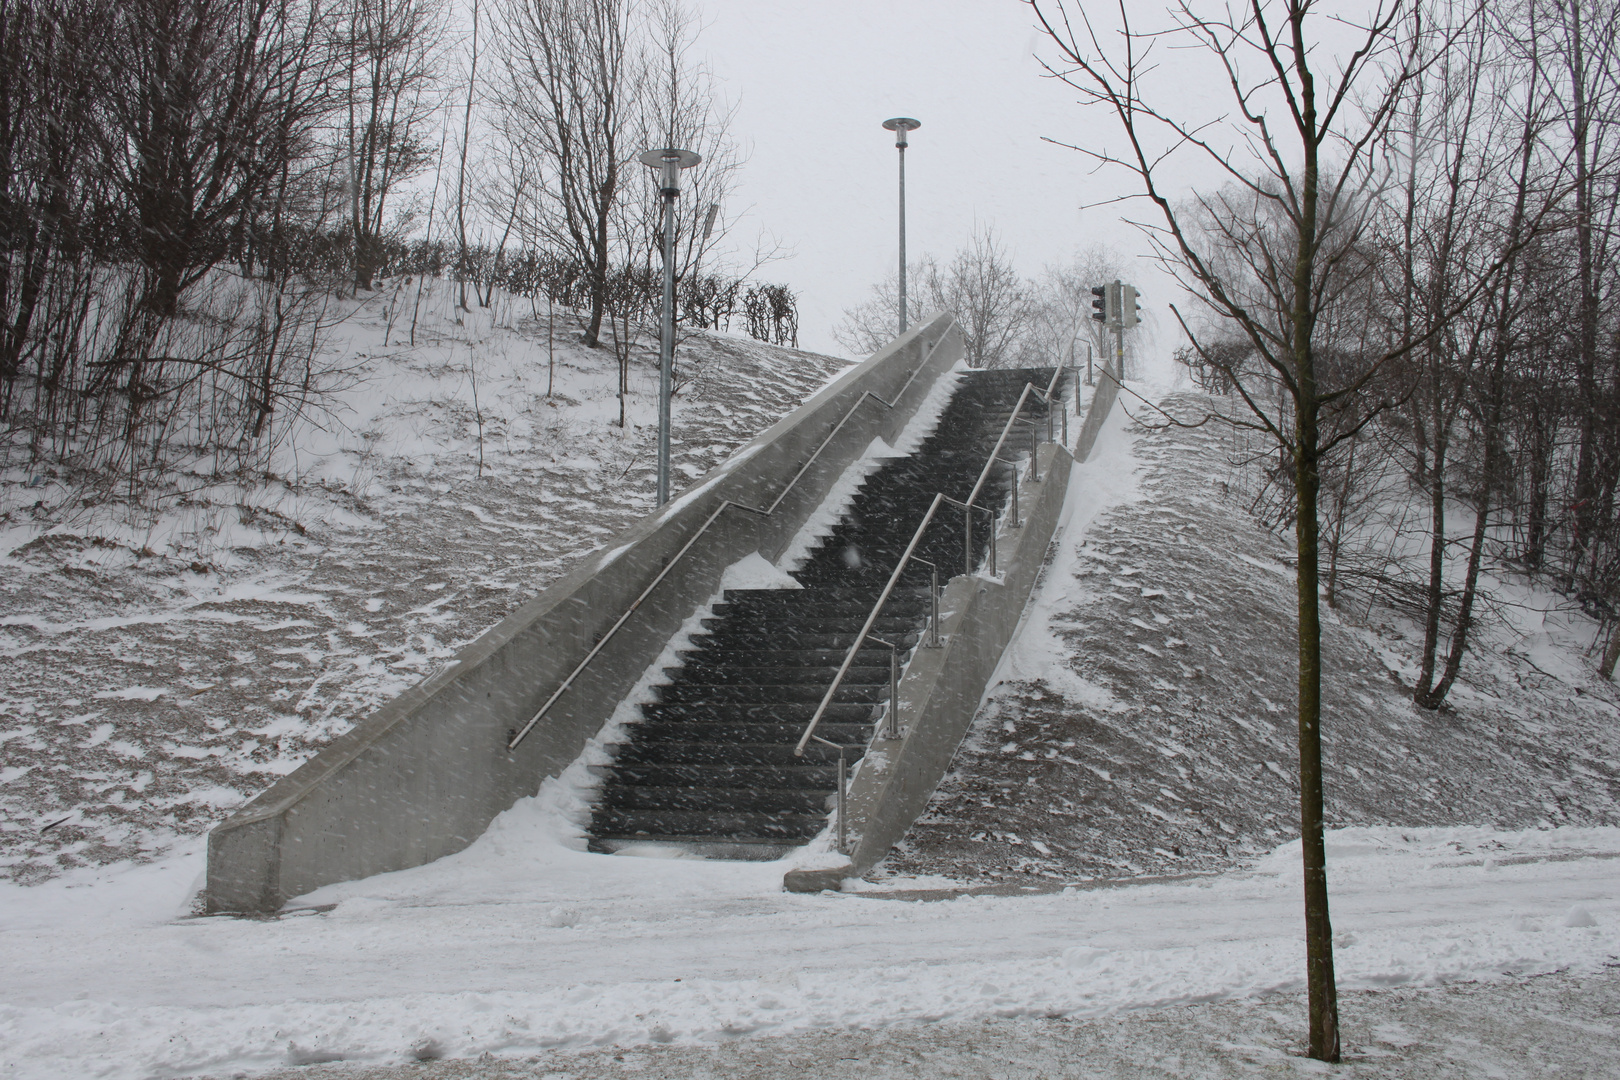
692,0,1177,358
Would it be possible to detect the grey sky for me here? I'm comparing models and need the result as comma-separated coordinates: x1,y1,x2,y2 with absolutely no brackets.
695,0,1166,357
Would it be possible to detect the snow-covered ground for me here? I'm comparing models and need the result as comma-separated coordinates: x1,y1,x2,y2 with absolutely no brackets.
3,346,1617,1078
883,389,1620,885
0,283,850,884
1,812,1617,1078
223,965,1620,1079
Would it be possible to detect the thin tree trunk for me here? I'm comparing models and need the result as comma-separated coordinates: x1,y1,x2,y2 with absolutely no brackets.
1602,623,1620,679
1293,422,1339,1063
1415,433,1449,699
1325,436,1356,609
1293,104,1339,1058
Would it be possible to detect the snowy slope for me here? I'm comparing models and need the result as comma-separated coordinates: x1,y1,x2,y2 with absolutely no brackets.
883,392,1620,885
0,370,1616,1080
0,282,851,884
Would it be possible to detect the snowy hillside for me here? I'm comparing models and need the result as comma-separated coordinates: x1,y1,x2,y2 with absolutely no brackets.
0,281,851,884
0,369,1615,1080
883,392,1620,886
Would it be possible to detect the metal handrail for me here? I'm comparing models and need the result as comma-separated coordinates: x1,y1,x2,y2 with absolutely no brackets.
507,330,954,750
995,457,1022,528
794,491,949,755
941,496,997,577
792,363,1068,763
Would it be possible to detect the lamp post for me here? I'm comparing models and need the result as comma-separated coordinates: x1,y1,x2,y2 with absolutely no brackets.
639,147,701,507
882,117,920,335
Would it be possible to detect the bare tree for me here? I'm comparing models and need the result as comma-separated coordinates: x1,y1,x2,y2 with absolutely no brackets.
943,226,1032,368
498,0,642,348
834,225,1030,367
1397,0,1565,709
1028,0,1443,1058
1024,244,1123,373
832,255,943,356
344,0,445,291
621,0,744,297
1548,0,1620,586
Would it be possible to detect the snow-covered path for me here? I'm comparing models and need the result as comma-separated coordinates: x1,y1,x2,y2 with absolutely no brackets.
2,819,1617,1078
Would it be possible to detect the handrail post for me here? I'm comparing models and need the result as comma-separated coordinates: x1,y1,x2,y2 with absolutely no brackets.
929,565,941,647
886,641,900,739
989,509,998,576
836,748,847,855
1061,395,1069,446
1008,462,1020,528
1029,427,1040,482
963,504,972,578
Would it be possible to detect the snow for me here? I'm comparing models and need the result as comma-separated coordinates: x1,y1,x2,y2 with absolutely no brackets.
0,823,1615,1078
718,552,802,591
887,388,1620,886
0,282,852,884
5,321,1620,1077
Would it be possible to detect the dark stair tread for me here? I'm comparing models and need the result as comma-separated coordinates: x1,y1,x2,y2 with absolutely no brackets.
661,664,898,685
675,647,905,666
638,701,877,723
630,718,869,739
608,741,859,766
590,808,829,840
597,785,835,812
589,763,843,789
652,683,889,704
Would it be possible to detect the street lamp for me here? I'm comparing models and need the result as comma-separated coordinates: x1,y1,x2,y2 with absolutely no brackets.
882,117,920,335
639,147,701,507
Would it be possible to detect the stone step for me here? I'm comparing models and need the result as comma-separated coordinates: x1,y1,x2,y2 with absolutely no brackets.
637,701,876,724
662,663,897,686
651,681,888,704
597,784,834,814
590,808,829,841
589,762,842,789
629,720,871,744
609,741,857,766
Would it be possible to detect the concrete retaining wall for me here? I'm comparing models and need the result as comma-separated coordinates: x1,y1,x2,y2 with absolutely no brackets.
1074,364,1121,464
784,364,1121,892
207,313,964,913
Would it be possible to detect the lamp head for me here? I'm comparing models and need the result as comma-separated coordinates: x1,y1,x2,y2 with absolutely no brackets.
882,117,921,148
638,148,702,196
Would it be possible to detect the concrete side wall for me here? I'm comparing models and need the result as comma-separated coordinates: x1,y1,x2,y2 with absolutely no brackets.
784,368,1121,892
207,314,964,913
1074,366,1120,463
833,441,1073,881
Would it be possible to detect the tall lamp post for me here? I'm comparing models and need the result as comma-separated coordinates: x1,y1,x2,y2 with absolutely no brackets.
882,117,920,335
639,147,701,507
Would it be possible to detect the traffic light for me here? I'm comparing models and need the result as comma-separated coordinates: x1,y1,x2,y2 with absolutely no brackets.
1091,285,1109,323
1122,284,1141,328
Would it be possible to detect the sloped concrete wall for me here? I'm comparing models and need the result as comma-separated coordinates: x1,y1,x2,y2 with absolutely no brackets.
784,442,1074,892
1074,363,1121,464
785,364,1121,892
207,314,964,913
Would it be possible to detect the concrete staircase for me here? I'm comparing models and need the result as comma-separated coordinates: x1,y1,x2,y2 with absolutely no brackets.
587,368,1060,857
